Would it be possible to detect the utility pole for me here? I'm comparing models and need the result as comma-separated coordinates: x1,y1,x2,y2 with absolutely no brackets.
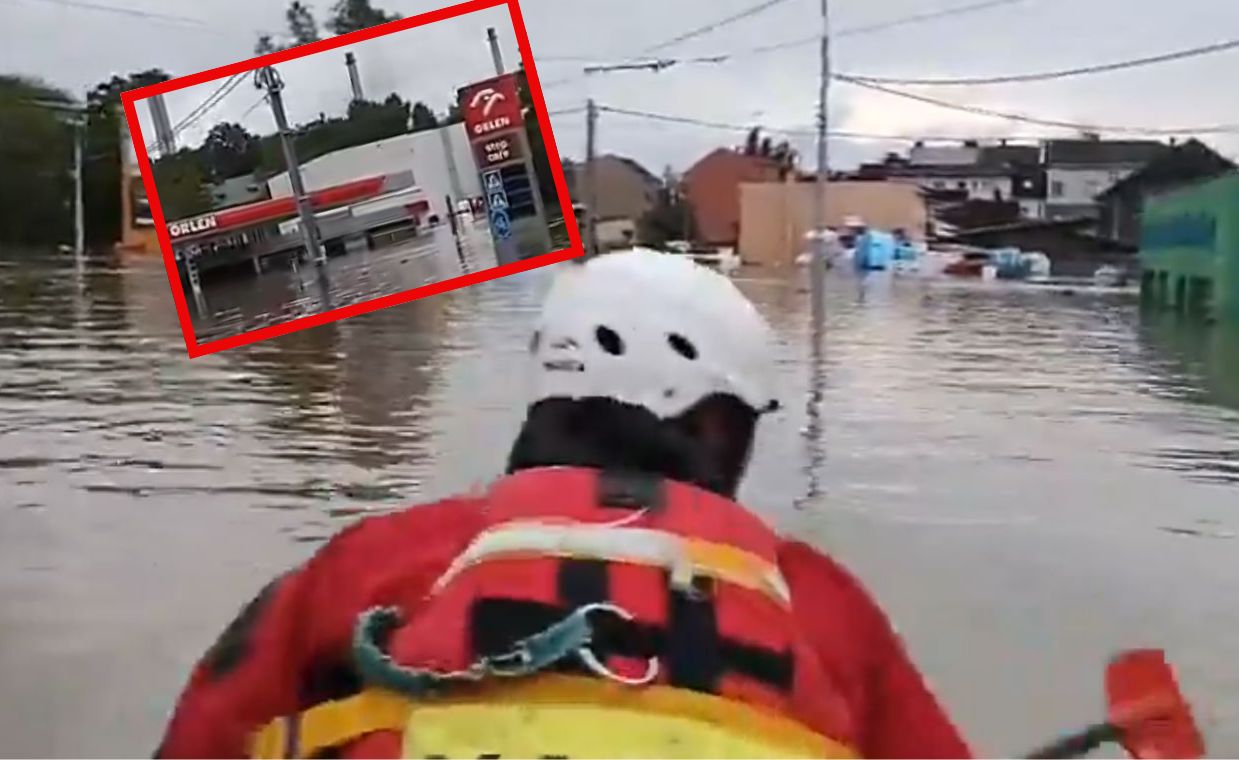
584,99,600,258
255,65,325,266
72,117,85,261
577,61,681,259
31,99,88,261
810,0,830,325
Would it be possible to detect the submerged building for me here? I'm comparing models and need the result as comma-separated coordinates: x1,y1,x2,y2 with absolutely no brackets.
1139,172,1239,321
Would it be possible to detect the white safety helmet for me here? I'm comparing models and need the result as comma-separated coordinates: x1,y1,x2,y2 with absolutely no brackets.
528,248,780,420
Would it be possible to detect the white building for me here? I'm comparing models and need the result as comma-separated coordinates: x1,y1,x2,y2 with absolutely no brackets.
266,122,482,222
1042,138,1167,220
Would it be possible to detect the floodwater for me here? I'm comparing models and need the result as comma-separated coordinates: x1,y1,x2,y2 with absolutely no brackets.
2,251,1239,757
187,219,501,344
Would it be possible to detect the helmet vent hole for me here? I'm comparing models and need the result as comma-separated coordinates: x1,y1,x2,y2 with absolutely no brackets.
667,333,698,360
529,329,541,353
595,325,625,356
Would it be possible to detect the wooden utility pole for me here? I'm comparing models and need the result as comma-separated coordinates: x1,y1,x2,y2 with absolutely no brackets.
810,0,831,324
585,99,600,257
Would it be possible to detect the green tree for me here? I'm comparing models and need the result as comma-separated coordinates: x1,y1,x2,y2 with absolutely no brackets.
286,1,320,44
255,34,276,55
151,149,211,221
326,0,400,34
409,101,438,132
0,76,75,247
201,121,261,181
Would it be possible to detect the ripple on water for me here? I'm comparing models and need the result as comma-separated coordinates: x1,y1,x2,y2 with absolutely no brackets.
2,254,1239,755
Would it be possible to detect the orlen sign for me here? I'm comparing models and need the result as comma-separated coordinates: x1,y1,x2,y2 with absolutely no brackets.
458,74,523,140
168,214,218,239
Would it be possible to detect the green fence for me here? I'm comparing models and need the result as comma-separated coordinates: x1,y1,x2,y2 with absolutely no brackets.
1139,172,1239,321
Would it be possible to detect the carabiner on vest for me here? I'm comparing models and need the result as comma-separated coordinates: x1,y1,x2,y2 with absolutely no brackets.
352,603,659,698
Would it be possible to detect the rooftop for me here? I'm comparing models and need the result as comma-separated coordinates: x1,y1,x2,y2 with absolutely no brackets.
1044,138,1168,167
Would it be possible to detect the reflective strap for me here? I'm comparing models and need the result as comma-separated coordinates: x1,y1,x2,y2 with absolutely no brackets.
249,690,411,759
351,603,658,698
250,676,857,760
433,522,792,606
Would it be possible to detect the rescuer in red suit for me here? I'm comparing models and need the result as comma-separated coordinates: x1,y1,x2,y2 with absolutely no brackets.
155,249,972,760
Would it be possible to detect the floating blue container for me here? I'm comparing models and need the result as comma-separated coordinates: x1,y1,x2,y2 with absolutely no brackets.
992,247,1031,279
854,230,896,271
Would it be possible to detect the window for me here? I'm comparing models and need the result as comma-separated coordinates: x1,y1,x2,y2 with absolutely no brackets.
1050,180,1064,198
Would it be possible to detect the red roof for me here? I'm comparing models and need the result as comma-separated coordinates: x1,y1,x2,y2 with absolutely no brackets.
167,175,393,243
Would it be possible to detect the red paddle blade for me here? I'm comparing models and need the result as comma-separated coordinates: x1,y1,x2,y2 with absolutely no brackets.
1105,649,1205,759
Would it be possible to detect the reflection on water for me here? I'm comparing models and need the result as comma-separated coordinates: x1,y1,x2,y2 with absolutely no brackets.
187,221,498,344
1,253,1239,756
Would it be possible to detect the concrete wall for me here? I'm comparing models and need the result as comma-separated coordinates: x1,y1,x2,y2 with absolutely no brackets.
266,124,480,221
738,181,928,268
1046,166,1134,209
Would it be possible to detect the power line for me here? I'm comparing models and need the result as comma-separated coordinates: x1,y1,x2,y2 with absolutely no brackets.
712,0,1033,59
541,0,1034,88
843,37,1239,86
835,0,1027,40
836,75,1239,135
599,104,812,136
595,102,1239,144
5,0,218,29
171,73,247,138
238,92,269,122
596,104,1051,142
171,75,241,134
643,0,794,53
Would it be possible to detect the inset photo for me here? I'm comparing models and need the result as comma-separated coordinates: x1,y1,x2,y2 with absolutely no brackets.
122,0,578,357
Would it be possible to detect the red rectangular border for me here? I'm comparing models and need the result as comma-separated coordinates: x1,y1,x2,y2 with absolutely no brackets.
120,0,582,359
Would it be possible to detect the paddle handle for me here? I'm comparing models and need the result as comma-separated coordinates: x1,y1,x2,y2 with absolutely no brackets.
1025,721,1122,759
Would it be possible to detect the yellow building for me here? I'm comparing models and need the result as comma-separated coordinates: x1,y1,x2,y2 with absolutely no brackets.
115,116,161,255
738,180,928,267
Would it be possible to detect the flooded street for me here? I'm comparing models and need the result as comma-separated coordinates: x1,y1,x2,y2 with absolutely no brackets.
2,251,1239,757
187,220,502,344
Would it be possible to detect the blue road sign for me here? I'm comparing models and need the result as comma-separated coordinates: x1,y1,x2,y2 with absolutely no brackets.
483,170,504,194
490,207,513,240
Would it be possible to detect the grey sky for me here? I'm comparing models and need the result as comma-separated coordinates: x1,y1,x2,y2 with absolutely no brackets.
3,0,1239,174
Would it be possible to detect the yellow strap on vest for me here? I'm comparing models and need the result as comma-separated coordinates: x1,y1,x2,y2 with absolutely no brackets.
250,689,411,759
249,675,858,759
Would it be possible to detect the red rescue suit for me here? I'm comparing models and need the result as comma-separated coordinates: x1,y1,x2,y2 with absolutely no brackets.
155,467,972,759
